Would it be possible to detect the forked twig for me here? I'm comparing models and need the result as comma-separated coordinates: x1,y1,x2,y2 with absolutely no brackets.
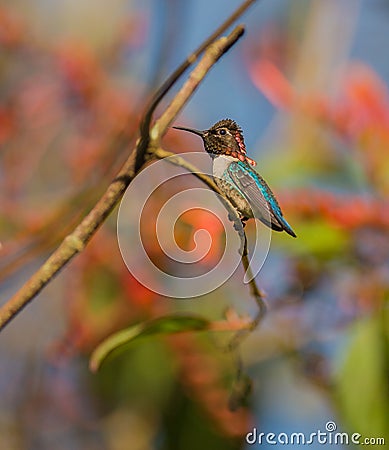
135,0,259,171
153,148,267,346
0,12,252,331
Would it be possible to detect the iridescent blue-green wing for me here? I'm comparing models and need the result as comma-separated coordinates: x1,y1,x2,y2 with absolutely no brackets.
227,162,297,237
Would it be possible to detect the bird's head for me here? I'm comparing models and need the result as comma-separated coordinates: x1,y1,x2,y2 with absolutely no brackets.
173,118,256,166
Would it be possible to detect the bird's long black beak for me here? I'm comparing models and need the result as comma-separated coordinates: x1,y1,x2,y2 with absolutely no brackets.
173,126,204,137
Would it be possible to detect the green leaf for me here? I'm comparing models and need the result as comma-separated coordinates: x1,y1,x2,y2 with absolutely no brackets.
276,219,349,257
89,314,210,372
335,311,389,442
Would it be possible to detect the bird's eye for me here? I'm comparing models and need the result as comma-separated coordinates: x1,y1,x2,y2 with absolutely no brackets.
219,129,227,135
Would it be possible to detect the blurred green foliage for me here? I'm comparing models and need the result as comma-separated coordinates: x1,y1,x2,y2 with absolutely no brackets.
1,1,389,449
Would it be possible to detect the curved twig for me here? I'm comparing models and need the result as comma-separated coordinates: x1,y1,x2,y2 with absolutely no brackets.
153,148,267,345
135,0,259,172
0,26,246,331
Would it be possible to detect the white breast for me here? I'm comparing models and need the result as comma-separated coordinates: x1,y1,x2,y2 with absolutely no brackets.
212,155,239,179
211,155,254,218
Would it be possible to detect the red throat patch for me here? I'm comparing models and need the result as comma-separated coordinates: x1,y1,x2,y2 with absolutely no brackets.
232,130,256,166
227,150,256,166
234,131,246,154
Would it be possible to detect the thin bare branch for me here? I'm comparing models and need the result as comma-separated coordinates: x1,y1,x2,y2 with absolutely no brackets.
0,27,246,331
154,148,267,345
135,0,259,171
153,148,241,225
150,26,245,142
228,234,267,350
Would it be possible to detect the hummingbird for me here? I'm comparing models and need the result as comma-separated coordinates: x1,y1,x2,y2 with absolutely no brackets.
173,118,296,238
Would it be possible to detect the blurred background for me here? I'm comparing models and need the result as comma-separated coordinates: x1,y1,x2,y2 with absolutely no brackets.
1,0,388,449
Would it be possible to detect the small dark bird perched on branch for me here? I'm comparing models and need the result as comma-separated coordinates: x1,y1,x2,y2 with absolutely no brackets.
174,119,296,237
